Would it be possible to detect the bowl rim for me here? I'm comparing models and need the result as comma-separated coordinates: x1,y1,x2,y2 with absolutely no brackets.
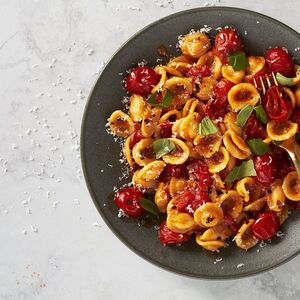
81,6,300,279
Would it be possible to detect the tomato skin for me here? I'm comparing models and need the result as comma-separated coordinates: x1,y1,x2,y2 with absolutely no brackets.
265,47,295,77
114,188,144,218
263,86,289,122
254,154,277,187
213,28,244,63
214,78,235,104
205,79,234,120
187,65,211,82
224,214,239,234
251,211,280,240
187,161,212,191
159,221,189,245
130,124,143,148
159,123,173,138
173,190,210,214
125,66,161,95
159,164,187,182
296,202,300,210
243,113,266,140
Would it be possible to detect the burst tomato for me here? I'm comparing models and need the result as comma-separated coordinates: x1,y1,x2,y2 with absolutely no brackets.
159,221,189,245
125,66,160,95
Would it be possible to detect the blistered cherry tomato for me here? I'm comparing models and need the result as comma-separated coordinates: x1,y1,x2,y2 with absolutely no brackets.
291,107,300,134
114,187,144,218
159,221,189,245
251,211,280,240
272,146,295,178
159,123,173,138
187,65,211,82
174,190,210,214
213,27,244,63
206,99,227,120
130,124,143,148
214,78,235,104
263,86,289,122
125,66,161,95
254,154,276,187
265,47,295,77
224,214,239,234
243,113,266,140
187,160,212,190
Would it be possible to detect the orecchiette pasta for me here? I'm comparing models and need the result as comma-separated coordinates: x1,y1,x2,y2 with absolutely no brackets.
109,26,300,252
162,138,190,165
141,107,162,138
194,203,224,227
180,32,211,59
227,83,259,110
236,177,261,202
155,182,170,213
223,129,251,159
235,220,258,250
193,132,222,158
221,64,245,84
109,110,134,137
266,120,298,141
282,171,300,201
132,138,155,166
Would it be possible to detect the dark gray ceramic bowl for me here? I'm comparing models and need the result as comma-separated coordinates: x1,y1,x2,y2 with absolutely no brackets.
81,7,300,279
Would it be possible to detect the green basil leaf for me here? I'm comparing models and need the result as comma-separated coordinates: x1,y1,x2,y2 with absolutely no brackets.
225,160,257,182
199,117,219,136
254,105,268,125
276,72,295,86
236,104,254,127
139,197,160,218
153,138,176,159
246,138,270,156
229,51,250,71
147,89,173,108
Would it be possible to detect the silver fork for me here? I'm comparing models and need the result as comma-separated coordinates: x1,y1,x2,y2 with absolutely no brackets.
253,72,300,177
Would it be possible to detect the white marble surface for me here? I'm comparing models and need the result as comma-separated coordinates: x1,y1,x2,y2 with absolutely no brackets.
1,0,300,299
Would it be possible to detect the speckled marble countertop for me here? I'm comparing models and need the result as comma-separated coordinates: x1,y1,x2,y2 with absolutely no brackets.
1,0,300,299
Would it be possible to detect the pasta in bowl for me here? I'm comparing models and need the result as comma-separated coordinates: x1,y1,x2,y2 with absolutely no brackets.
108,26,300,252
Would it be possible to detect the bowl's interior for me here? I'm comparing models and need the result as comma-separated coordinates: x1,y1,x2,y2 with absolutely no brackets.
81,7,300,278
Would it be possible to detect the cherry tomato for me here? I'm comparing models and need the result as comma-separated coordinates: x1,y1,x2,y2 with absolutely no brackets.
251,211,280,240
265,47,295,77
243,113,266,140
263,86,289,122
159,221,189,245
214,78,235,104
291,107,300,134
125,66,161,95
224,214,239,234
213,27,244,63
254,153,277,187
129,124,143,148
272,146,295,178
159,123,173,138
205,99,227,120
187,65,211,82
190,190,211,213
174,190,210,214
187,160,212,190
114,187,144,218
